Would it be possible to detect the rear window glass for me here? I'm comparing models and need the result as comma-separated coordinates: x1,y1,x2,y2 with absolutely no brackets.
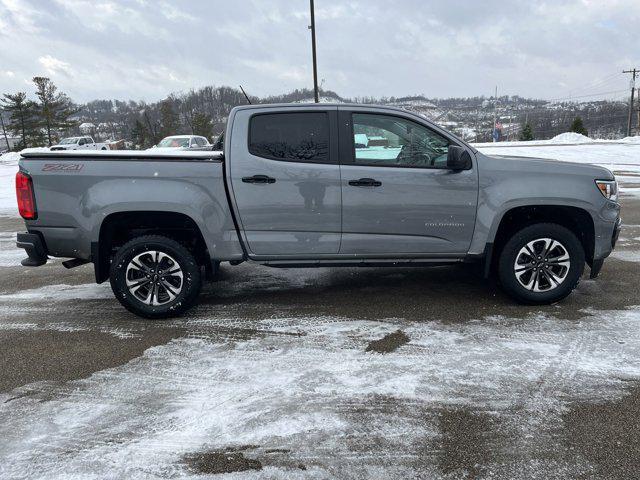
249,112,329,162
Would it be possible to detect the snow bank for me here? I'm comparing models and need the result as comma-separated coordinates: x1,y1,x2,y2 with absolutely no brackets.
0,161,17,216
548,132,593,144
0,152,20,166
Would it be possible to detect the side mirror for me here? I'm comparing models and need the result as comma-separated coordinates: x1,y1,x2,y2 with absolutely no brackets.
447,146,472,171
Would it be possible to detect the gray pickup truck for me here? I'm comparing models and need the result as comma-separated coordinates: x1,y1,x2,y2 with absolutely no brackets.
15,104,622,318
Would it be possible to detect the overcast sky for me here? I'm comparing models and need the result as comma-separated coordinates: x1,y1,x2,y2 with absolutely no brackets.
0,0,637,103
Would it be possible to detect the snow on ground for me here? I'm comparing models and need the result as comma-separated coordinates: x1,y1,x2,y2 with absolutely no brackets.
474,136,640,198
0,155,18,216
2,308,640,478
0,282,112,301
610,250,640,262
0,232,24,267
473,134,640,148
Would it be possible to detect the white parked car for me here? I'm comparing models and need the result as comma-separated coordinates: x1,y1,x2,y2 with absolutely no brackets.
148,135,211,151
50,136,109,151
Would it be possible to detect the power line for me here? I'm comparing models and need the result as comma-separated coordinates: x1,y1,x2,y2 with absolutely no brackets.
553,72,624,99
546,89,628,102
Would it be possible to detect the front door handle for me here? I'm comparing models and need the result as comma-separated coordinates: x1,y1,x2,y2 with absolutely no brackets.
348,178,382,187
242,175,276,184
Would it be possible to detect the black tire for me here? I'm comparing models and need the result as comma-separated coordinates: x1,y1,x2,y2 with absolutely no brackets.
498,223,585,305
109,235,201,319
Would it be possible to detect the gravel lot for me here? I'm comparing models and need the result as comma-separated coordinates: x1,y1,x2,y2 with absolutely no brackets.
0,159,639,479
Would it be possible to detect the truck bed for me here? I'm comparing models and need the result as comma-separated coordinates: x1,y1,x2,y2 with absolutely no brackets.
18,150,243,262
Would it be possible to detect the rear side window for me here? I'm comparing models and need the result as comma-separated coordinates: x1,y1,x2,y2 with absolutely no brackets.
249,112,329,163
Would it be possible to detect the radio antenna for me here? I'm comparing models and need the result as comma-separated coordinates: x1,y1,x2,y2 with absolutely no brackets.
239,85,252,105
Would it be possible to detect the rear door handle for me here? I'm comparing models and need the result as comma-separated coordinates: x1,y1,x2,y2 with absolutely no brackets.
348,178,382,187
242,175,276,184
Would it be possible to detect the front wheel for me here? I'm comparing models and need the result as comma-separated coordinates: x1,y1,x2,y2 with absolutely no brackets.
498,223,585,305
109,235,201,319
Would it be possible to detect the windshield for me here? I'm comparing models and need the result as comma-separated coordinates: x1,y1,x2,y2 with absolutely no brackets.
157,137,190,148
59,137,80,144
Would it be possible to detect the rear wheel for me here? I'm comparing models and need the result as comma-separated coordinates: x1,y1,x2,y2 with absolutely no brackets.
498,223,584,304
109,235,201,319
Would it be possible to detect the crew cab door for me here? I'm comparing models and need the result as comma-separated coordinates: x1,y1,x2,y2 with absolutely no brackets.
338,108,478,254
228,107,341,256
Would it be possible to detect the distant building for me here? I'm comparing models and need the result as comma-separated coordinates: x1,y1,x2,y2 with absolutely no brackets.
79,122,96,134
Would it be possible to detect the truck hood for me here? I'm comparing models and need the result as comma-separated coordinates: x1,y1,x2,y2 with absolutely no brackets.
481,153,615,181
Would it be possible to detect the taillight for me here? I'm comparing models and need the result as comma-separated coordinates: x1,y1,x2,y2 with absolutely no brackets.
16,171,37,219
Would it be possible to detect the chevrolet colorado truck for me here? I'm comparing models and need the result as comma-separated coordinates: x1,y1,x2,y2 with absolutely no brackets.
15,104,622,318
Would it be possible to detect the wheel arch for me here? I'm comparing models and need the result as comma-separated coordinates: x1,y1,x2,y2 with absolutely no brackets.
94,210,209,283
483,205,595,278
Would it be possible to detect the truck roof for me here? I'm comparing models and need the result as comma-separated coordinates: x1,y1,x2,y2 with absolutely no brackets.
232,102,412,113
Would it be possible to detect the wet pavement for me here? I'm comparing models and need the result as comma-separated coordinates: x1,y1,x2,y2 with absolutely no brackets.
0,198,639,479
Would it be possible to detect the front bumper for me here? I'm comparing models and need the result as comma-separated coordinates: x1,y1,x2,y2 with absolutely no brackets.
612,216,622,249
16,232,48,266
590,216,622,279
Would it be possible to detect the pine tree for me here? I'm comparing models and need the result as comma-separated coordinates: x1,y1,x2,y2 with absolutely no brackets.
32,77,78,146
130,119,149,149
0,92,41,148
570,116,588,136
519,123,534,141
191,112,213,140
159,100,178,138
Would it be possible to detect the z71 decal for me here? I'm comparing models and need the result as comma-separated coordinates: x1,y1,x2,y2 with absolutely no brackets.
42,163,84,172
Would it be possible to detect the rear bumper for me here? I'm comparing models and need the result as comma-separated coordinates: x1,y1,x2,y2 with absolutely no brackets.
16,232,48,266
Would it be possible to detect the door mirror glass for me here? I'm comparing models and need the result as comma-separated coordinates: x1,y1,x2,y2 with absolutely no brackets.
447,146,472,171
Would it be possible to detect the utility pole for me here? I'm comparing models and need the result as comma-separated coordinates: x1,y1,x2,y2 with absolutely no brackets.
637,91,640,134
493,85,498,142
623,68,638,137
309,0,320,103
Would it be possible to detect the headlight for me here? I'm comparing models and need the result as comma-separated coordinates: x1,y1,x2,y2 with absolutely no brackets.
595,180,618,201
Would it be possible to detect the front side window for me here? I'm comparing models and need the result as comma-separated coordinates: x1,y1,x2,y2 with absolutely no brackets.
249,112,329,163
352,113,450,168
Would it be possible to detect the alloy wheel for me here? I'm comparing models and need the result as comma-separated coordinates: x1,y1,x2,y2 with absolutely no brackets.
125,250,183,306
514,238,571,292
